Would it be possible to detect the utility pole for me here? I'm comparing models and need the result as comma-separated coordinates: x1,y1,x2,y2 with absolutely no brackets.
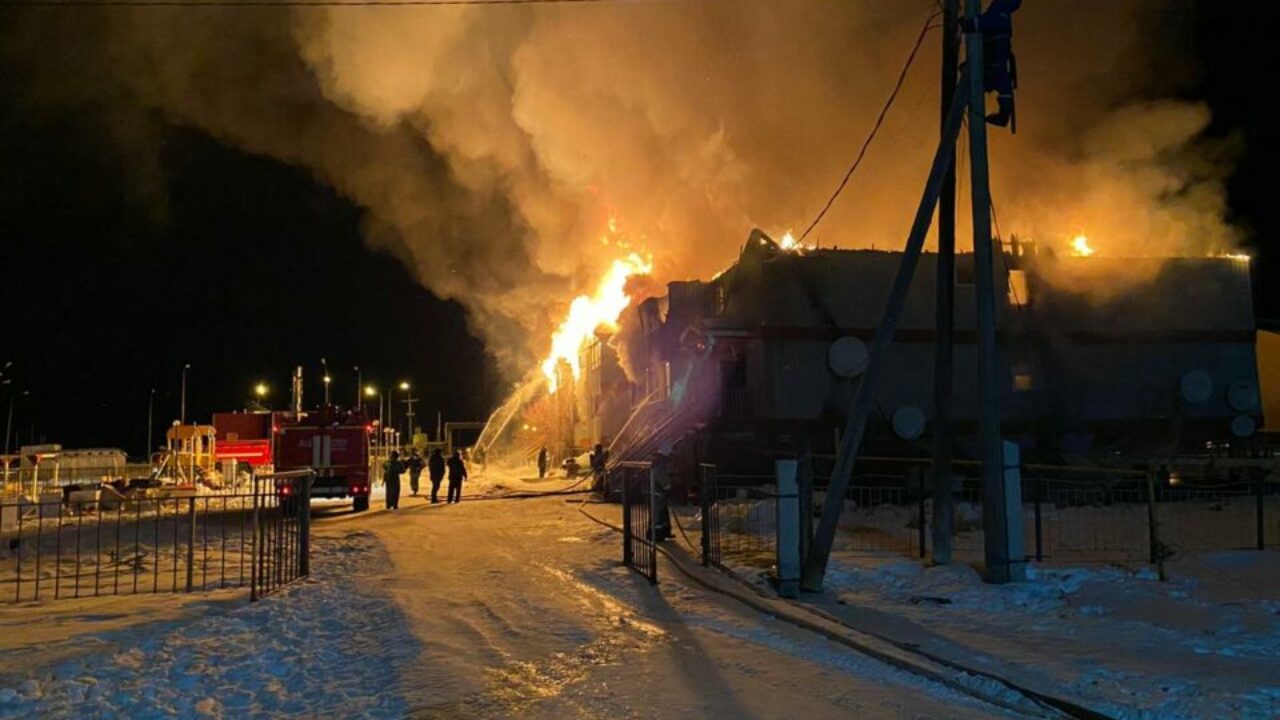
403,392,417,441
964,0,1020,583
180,363,191,425
5,391,20,457
291,366,304,414
354,366,362,410
147,388,155,456
800,69,970,592
932,0,961,565
321,358,331,406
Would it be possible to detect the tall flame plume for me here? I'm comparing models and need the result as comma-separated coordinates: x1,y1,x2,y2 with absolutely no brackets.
541,253,653,393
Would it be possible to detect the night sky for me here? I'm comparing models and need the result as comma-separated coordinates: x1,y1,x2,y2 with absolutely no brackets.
0,1,1276,456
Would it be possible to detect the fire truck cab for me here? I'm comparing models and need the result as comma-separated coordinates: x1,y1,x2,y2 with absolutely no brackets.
273,407,372,512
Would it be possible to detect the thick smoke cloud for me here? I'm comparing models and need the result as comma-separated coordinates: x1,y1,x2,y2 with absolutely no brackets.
2,1,1234,378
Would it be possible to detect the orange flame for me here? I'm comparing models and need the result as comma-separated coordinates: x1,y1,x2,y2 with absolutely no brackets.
1070,234,1095,257
542,252,653,393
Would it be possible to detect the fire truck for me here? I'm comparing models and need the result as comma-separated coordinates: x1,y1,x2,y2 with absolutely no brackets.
273,406,372,512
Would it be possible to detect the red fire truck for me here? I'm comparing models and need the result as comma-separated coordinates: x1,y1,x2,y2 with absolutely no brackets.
273,407,372,512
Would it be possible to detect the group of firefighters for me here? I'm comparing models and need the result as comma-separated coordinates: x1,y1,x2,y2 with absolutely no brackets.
380,440,673,541
380,447,468,510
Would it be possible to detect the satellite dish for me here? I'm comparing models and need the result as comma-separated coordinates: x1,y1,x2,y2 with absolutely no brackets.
892,405,926,440
1179,370,1213,404
828,337,869,378
1231,414,1256,438
1227,382,1260,413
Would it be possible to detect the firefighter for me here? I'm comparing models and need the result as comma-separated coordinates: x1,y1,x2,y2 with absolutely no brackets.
589,443,608,491
537,446,549,479
446,449,468,504
650,443,673,542
427,447,446,504
406,449,425,496
383,450,405,510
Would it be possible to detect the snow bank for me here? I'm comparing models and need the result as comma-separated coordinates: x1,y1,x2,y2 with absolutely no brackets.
0,531,420,719
815,551,1280,719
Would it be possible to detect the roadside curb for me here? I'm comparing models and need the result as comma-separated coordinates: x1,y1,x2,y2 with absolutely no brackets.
576,503,1077,719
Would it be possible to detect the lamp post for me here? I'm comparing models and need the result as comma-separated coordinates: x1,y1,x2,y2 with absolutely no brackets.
254,382,269,410
365,385,382,430
399,381,415,445
364,385,381,478
354,366,362,409
6,389,27,457
180,363,191,425
147,388,155,457
321,358,331,405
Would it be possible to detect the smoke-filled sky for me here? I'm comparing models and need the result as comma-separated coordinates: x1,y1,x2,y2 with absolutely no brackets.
1,0,1272,449
3,0,1239,370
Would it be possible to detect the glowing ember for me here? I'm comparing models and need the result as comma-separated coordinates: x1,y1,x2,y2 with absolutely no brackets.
541,252,653,393
1070,234,1095,257
1213,252,1251,262
779,231,799,251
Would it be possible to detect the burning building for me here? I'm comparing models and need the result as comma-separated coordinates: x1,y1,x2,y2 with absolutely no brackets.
579,230,1261,474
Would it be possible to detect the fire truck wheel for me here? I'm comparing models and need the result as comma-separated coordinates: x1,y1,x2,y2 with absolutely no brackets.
353,496,370,512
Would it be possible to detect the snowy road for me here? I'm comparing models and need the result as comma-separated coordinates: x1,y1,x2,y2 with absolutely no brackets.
1,488,1020,718
339,493,1014,718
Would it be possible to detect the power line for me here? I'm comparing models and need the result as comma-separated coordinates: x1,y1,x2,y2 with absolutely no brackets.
1,0,674,7
798,8,940,242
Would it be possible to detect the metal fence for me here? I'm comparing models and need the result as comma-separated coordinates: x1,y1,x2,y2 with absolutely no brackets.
695,456,1280,573
0,470,312,604
617,461,657,585
250,470,312,601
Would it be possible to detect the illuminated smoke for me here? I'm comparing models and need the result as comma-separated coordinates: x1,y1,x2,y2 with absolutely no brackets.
0,1,1239,379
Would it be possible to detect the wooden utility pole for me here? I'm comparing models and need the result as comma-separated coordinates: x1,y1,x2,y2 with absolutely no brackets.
964,0,1020,583
931,0,961,565
800,70,970,592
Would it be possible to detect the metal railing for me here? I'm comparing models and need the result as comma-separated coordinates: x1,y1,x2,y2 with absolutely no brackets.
617,461,657,585
0,470,312,604
250,470,312,601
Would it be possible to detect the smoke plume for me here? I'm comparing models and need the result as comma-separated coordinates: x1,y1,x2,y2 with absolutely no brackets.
1,0,1235,377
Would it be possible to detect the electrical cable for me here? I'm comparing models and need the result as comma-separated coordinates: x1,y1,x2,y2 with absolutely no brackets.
798,8,940,242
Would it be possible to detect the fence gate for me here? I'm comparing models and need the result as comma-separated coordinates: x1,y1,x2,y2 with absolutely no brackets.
618,461,657,584
250,470,313,601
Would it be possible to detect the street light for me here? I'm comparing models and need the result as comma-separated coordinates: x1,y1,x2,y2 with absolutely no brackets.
365,385,383,431
364,385,383,466
321,357,330,405
147,388,155,457
180,363,191,425
399,381,416,442
255,382,269,398
5,389,28,457
354,366,362,408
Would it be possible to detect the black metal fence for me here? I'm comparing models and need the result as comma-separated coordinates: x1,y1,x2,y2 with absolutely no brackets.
694,456,1280,573
250,470,312,601
0,470,312,604
617,461,657,584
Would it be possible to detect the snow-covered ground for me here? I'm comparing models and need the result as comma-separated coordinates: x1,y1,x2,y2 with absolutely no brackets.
1,466,1023,718
725,550,1280,719
1,530,418,718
